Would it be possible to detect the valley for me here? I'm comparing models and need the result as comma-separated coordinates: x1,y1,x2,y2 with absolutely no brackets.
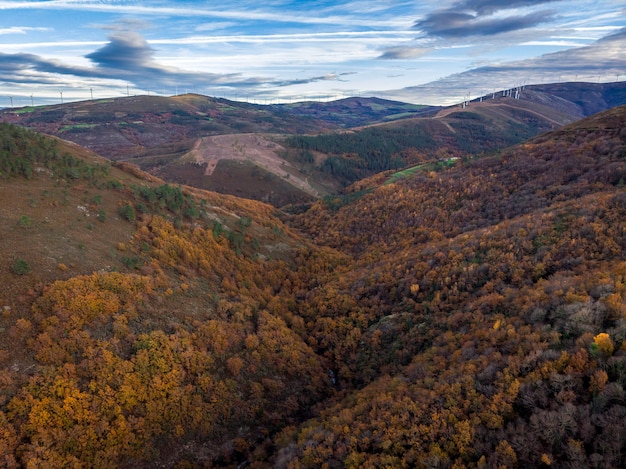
1,82,626,468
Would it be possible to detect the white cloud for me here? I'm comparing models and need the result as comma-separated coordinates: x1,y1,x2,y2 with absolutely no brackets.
0,26,50,35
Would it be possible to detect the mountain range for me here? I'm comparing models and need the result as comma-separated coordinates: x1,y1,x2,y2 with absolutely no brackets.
1,82,626,467
2,81,625,207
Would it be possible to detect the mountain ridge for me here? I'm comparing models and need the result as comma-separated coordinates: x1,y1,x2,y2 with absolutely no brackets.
2,82,626,208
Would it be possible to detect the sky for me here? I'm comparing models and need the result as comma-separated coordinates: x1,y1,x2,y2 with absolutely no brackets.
0,0,625,107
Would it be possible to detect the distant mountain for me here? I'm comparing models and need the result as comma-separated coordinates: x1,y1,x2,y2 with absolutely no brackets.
280,82,626,188
270,96,440,127
0,94,338,161
3,82,626,208
513,81,626,117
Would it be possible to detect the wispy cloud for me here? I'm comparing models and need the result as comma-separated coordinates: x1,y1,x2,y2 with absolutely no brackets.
0,28,361,98
415,9,557,38
379,27,626,105
273,72,355,87
0,26,50,35
0,0,405,28
379,46,430,60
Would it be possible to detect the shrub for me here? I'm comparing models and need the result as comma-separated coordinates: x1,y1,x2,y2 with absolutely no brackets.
18,215,31,228
119,204,136,222
11,259,31,275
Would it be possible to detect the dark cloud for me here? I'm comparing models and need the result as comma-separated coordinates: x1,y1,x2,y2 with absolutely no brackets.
0,30,270,92
0,29,357,97
0,52,100,83
415,0,561,38
457,0,562,15
416,9,555,38
86,31,156,71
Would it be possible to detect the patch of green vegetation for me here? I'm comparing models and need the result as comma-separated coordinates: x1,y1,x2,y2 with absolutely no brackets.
0,123,109,182
384,112,419,120
121,256,142,270
119,204,136,222
368,103,387,111
59,123,97,132
18,215,31,228
132,183,204,221
286,124,435,185
385,164,426,184
11,258,31,275
13,106,42,114
448,111,484,120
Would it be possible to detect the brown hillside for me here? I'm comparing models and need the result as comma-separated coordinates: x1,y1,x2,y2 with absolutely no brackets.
2,102,626,467
277,104,626,467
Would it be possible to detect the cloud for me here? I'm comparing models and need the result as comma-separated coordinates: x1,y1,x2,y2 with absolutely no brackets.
0,26,50,35
86,30,156,72
415,0,562,38
0,52,97,83
377,27,626,105
416,10,556,38
379,46,429,60
456,0,561,15
0,33,239,90
273,72,355,87
0,28,356,97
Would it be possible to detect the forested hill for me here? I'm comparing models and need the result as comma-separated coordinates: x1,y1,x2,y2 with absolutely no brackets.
1,101,626,468
281,104,626,467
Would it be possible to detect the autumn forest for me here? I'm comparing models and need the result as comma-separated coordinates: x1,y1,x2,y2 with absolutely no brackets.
1,98,626,468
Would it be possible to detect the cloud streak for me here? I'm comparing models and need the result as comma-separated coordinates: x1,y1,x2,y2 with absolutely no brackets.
415,9,556,38
378,27,626,105
414,0,563,39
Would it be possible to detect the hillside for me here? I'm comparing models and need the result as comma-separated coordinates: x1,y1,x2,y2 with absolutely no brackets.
1,102,626,468
270,97,439,127
279,82,626,188
0,123,337,467
282,104,626,467
4,83,625,208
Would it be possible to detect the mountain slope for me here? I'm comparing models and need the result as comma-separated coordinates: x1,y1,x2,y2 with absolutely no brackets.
270,96,439,127
276,104,626,467
3,83,625,208
0,123,337,467
0,94,337,161
281,83,626,189
2,102,626,468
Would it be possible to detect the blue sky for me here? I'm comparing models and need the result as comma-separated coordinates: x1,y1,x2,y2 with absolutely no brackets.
0,0,625,107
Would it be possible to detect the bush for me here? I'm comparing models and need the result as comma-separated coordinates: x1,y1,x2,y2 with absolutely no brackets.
119,204,136,222
11,259,31,275
18,215,31,228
